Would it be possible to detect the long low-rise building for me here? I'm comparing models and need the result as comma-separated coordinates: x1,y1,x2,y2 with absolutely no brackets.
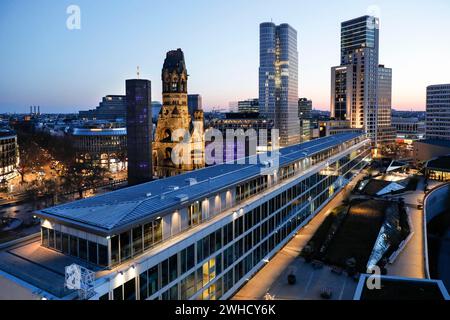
1,132,371,300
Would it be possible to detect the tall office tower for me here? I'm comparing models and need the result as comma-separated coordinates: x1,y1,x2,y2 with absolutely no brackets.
331,16,393,151
188,94,203,117
153,49,205,178
259,22,300,146
298,98,312,142
79,95,127,121
126,78,153,186
238,98,259,113
426,84,450,140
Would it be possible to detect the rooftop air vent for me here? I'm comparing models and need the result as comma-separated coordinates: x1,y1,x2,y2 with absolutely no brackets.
175,194,189,202
167,185,180,191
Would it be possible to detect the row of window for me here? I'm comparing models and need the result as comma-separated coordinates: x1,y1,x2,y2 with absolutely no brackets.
101,144,371,300
110,218,163,266
41,228,108,267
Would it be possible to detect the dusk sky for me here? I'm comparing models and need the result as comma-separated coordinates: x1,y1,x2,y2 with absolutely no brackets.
1,0,449,113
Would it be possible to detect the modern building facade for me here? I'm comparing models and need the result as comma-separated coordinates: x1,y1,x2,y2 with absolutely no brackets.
0,129,19,182
79,95,127,122
71,127,127,172
208,112,275,160
414,139,450,163
298,98,312,142
377,66,396,148
426,84,450,141
188,94,203,117
126,79,153,185
318,120,363,138
298,98,312,120
151,101,163,123
392,117,425,142
238,99,259,114
153,49,205,178
331,16,393,152
28,133,371,300
259,22,300,147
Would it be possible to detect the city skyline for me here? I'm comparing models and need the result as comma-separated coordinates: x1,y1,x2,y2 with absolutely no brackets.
1,0,450,113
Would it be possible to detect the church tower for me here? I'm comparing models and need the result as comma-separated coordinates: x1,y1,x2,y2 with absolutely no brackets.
153,49,205,177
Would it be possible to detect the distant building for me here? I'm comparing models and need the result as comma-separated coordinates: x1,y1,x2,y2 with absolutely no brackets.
424,155,450,181
377,66,396,147
0,129,19,182
228,101,239,113
259,22,300,146
331,16,393,152
153,49,205,178
151,101,163,123
298,98,312,119
316,120,362,138
126,79,153,185
414,139,450,163
298,98,312,142
188,94,203,117
237,99,259,113
392,117,425,142
71,127,127,173
426,84,450,141
24,132,370,300
79,95,127,121
208,112,274,160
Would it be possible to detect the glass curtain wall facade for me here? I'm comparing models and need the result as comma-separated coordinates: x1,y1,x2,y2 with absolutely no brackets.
259,22,300,146
331,16,394,151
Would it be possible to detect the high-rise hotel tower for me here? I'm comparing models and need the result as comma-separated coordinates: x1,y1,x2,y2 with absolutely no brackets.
331,16,395,152
259,22,300,147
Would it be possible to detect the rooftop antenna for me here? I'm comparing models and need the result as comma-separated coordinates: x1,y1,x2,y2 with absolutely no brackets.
137,66,140,79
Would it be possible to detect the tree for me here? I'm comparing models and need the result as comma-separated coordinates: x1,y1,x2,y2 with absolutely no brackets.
17,133,41,183
61,161,110,199
61,162,87,198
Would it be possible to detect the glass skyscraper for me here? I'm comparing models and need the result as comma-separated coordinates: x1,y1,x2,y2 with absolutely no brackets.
259,22,300,147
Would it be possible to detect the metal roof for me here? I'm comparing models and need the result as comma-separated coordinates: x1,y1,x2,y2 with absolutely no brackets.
36,132,364,234
72,128,126,136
